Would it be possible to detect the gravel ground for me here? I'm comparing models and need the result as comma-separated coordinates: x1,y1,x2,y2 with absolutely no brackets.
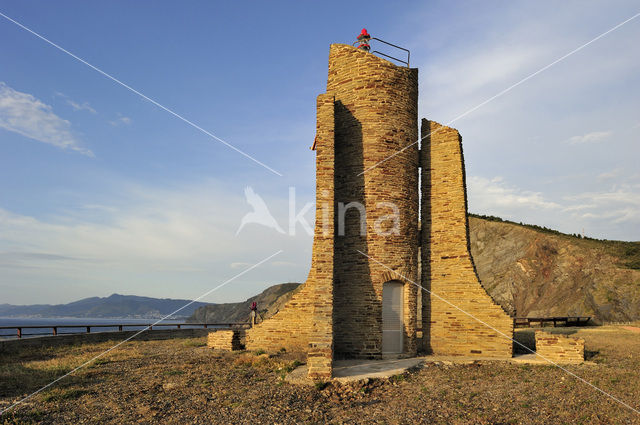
1,325,640,424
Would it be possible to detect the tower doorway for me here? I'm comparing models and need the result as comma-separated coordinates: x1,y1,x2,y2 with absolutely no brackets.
382,280,404,354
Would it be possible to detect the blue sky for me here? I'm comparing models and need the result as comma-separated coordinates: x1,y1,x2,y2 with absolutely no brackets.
1,1,639,305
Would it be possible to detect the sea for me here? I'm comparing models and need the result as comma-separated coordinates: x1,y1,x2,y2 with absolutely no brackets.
0,317,201,339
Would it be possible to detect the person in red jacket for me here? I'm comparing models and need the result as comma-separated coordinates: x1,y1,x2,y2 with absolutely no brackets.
357,28,371,52
250,301,258,326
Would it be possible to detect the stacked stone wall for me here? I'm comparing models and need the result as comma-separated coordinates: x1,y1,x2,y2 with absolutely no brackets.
244,284,314,352
421,119,513,357
207,330,243,351
327,44,419,358
306,93,335,379
535,330,584,363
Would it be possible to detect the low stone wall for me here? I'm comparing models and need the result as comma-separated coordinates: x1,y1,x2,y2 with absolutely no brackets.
535,330,584,364
0,328,209,354
245,283,315,352
207,329,244,351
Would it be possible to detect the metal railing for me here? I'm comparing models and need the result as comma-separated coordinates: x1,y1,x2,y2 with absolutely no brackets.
371,37,410,67
0,322,249,339
353,37,410,67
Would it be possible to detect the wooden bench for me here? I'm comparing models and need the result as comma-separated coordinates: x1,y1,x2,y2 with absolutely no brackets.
513,316,591,328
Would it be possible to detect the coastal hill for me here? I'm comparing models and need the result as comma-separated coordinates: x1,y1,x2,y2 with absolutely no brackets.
187,283,301,324
0,294,209,319
469,215,640,323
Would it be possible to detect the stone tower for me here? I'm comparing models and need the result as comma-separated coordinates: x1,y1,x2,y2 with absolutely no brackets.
245,43,513,379
328,44,419,359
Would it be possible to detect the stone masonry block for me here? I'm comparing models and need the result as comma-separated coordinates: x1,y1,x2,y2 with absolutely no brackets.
535,330,584,364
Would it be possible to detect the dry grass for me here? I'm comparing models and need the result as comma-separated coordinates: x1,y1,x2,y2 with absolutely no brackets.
1,331,640,424
0,341,147,402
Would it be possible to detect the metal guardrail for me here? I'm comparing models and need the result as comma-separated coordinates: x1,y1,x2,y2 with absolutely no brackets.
371,37,410,67
352,37,410,67
0,322,248,339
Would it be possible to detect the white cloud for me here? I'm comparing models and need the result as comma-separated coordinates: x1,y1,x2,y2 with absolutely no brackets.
561,204,596,213
565,187,640,207
576,208,639,224
468,176,561,213
109,114,132,126
422,45,544,118
0,181,313,304
565,131,612,145
81,204,119,213
0,82,93,156
564,185,640,224
271,261,296,267
66,99,97,114
54,92,97,114
469,174,640,238
597,168,622,181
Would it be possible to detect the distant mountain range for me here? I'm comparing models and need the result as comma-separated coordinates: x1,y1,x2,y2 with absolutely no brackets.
0,294,209,319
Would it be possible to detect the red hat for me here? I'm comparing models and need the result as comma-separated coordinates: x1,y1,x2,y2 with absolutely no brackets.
361,28,369,36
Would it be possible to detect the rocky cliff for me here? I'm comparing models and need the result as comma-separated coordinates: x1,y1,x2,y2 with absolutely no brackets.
469,215,640,323
187,283,301,324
